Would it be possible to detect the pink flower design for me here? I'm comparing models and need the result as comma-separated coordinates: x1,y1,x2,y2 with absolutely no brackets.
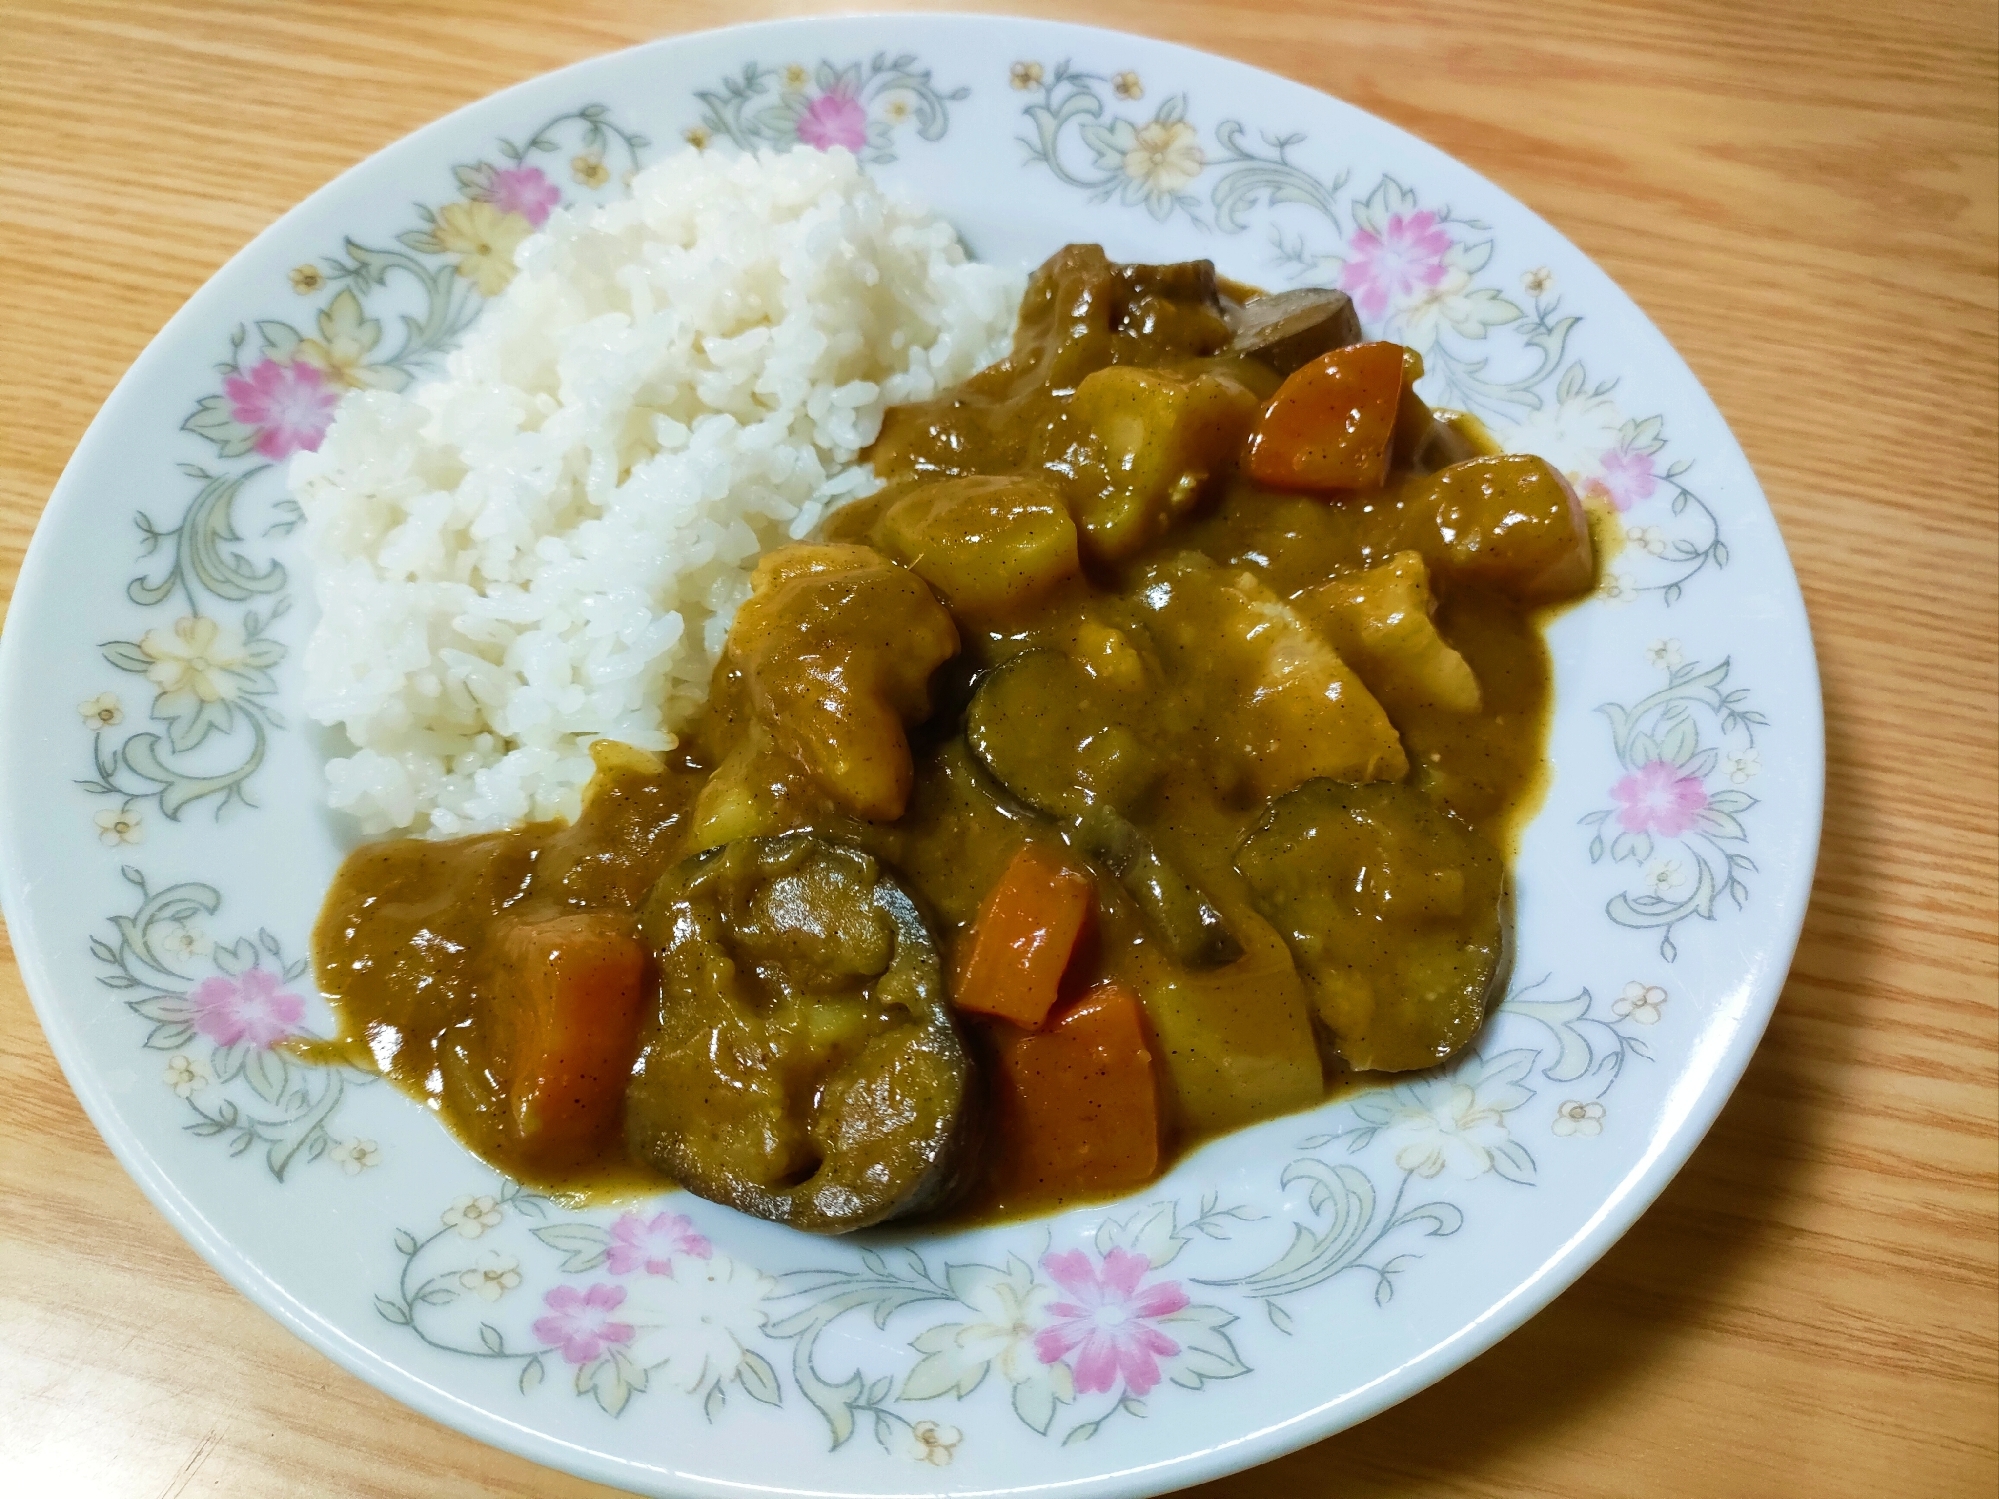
796,88,868,152
604,1211,713,1276
222,358,338,460
1586,446,1660,512
480,165,560,228
188,968,305,1049
532,1283,635,1365
1611,759,1710,836
1032,1248,1188,1397
1340,209,1452,321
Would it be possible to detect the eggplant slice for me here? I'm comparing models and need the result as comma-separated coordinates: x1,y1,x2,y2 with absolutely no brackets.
1224,287,1364,374
965,648,1242,968
627,833,975,1233
1235,779,1508,1072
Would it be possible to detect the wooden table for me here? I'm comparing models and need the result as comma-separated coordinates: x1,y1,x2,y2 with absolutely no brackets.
3,1,1994,1494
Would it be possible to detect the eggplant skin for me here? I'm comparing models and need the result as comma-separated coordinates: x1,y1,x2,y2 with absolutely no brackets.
627,833,979,1234
1223,286,1364,374
1234,780,1507,1073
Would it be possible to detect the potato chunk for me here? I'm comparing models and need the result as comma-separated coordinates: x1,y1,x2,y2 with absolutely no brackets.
872,475,1081,619
1135,555,1407,798
1401,454,1594,602
1128,904,1323,1134
719,544,958,821
687,722,822,852
1295,551,1481,716
1063,366,1258,562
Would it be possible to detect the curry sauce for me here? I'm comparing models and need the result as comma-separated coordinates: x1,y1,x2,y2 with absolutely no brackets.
302,244,1593,1232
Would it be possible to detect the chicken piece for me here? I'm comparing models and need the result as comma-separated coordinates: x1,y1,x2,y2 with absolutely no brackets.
1059,366,1259,562
872,475,1081,620
1295,551,1481,716
1135,555,1407,799
1400,454,1594,602
716,543,958,821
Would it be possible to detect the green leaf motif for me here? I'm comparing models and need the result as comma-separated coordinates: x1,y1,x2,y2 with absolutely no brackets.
129,468,284,609
255,321,302,359
737,1349,782,1406
1013,1371,1060,1433
1442,286,1523,338
899,1340,977,1402
182,394,260,459
1095,1198,1190,1268
241,1045,289,1105
577,1354,633,1416
1161,1303,1248,1389
531,1222,612,1273
118,717,267,820
144,1020,195,1051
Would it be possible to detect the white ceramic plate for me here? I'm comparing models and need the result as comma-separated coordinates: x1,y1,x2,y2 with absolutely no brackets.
0,15,1822,1497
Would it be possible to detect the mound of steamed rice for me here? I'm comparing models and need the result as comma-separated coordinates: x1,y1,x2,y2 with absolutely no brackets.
291,147,1022,836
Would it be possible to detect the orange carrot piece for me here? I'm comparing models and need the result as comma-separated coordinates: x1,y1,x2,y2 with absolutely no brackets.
496,913,652,1157
1242,340,1407,492
993,980,1161,1195
955,842,1095,1030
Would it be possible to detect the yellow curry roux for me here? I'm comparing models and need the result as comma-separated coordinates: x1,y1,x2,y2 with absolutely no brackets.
300,245,1595,1228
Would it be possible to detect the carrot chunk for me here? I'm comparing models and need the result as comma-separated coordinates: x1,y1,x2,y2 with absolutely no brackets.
494,913,652,1158
1242,340,1407,492
992,980,1161,1195
955,842,1095,1030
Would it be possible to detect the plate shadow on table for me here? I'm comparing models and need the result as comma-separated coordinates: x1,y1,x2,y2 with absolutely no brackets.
1185,669,1862,1497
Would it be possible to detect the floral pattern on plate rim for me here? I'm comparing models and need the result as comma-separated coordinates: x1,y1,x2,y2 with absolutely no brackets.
76,107,647,836
690,52,968,161
369,976,1667,1455
90,866,373,1179
1012,59,1729,609
57,50,1774,1450
1583,648,1765,958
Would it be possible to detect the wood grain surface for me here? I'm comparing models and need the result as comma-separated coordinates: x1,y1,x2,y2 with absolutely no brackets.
2,1,1994,1495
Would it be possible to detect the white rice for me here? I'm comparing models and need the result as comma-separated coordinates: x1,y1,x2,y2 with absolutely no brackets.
291,147,1022,836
